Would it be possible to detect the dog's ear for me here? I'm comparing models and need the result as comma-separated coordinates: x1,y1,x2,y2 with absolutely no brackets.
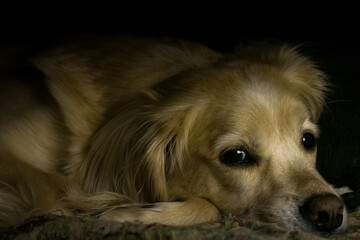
236,43,328,122
81,92,198,202
277,46,328,122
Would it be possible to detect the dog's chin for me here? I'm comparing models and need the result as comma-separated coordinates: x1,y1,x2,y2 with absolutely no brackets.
276,207,348,237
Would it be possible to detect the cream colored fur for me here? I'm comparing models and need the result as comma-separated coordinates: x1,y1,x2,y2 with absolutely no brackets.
0,36,346,234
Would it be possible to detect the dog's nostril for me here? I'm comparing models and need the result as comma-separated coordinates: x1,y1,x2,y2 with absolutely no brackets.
300,194,344,232
317,211,329,223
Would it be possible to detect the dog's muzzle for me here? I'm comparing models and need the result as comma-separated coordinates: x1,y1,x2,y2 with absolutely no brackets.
300,194,344,232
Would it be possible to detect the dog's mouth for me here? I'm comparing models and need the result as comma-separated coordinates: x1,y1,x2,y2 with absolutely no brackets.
263,209,347,236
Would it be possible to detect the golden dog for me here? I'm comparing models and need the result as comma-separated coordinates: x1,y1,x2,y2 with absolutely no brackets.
0,36,347,235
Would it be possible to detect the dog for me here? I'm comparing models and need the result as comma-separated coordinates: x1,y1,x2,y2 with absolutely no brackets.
0,36,347,235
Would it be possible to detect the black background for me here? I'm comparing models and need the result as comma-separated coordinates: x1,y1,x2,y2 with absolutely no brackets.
1,5,359,190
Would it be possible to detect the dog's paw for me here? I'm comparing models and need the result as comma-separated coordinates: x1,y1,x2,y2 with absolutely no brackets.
99,198,221,226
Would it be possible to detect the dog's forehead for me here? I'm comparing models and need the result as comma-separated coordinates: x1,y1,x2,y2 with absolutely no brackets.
209,77,317,151
230,76,309,123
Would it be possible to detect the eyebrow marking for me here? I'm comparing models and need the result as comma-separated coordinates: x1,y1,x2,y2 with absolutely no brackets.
302,118,319,138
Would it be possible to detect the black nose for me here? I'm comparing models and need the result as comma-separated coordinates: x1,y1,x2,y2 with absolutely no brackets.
300,194,344,232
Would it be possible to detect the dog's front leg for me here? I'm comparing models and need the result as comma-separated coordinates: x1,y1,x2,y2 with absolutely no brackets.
99,198,221,226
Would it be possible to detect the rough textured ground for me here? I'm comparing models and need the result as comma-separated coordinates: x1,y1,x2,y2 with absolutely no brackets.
1,207,359,240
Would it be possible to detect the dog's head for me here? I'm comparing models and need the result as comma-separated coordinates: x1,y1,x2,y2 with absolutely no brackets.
87,44,346,235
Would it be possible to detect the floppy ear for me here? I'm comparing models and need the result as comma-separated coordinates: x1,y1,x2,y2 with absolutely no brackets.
278,46,328,122
256,44,328,122
80,92,198,202
236,43,328,122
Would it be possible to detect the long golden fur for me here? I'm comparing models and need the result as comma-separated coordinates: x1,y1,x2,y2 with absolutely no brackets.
0,36,347,234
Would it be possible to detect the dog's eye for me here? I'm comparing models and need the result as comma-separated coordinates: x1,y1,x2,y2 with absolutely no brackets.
219,148,254,166
302,132,316,151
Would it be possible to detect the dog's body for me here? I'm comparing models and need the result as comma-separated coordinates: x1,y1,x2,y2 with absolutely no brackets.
0,36,347,234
